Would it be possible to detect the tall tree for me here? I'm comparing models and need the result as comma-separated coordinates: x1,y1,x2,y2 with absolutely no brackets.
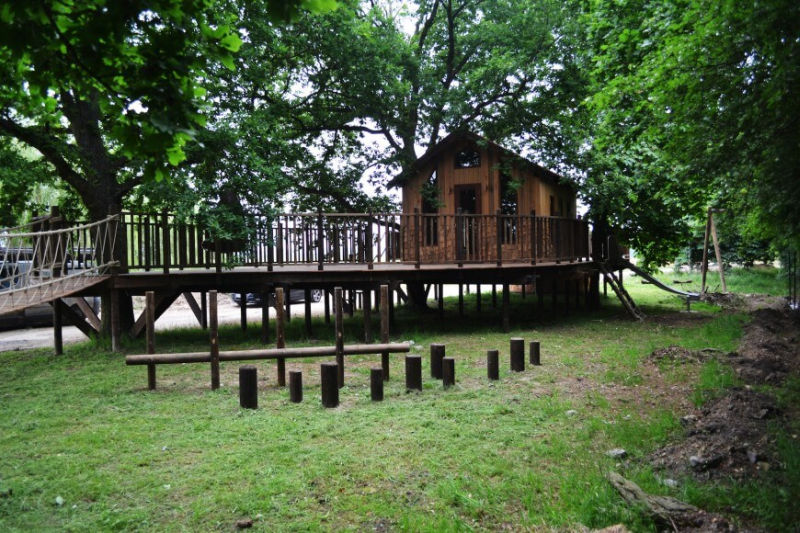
578,0,800,266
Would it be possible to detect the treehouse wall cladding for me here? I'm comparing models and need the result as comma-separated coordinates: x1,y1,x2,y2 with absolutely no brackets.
399,132,578,263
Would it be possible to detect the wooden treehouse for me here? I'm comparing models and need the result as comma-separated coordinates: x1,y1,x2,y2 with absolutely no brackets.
1,133,607,354
396,131,586,265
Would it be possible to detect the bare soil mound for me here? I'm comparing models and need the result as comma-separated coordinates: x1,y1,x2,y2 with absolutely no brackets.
650,301,798,482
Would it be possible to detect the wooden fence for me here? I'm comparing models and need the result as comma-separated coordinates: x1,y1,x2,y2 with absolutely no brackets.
118,210,590,272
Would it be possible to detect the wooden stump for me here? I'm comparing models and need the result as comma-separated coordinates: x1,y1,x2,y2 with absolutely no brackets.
487,350,499,380
529,341,541,366
239,365,258,409
510,337,524,372
442,357,455,388
405,355,422,391
430,343,445,379
320,362,339,408
370,368,384,401
289,370,303,403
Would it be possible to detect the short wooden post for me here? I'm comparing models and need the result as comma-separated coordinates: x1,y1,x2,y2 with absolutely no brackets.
430,343,445,379
239,365,258,409
487,350,499,380
289,370,303,403
442,357,455,388
510,337,524,372
146,291,156,390
320,362,339,408
370,368,384,401
260,290,270,344
240,292,247,331
502,283,510,332
53,299,63,356
304,288,313,337
209,290,220,390
380,285,390,381
334,287,345,387
275,287,286,387
405,355,422,391
363,287,372,342
529,341,541,366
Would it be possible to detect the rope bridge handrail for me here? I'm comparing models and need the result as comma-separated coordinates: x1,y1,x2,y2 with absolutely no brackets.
0,215,120,315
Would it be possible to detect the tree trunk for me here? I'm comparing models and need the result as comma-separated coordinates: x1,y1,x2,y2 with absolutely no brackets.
405,281,430,310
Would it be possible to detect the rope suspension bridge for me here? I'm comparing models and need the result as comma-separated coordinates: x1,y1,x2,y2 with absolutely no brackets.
0,214,119,315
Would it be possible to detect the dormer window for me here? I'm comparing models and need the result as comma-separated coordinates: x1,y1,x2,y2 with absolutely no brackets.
454,148,481,168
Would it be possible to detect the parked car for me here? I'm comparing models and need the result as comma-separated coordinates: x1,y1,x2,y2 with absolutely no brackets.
230,289,323,308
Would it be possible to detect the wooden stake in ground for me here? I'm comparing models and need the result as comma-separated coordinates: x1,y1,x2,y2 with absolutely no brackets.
146,291,156,390
709,212,727,293
334,287,344,387
209,290,220,390
701,208,712,293
275,287,286,387
380,285,390,381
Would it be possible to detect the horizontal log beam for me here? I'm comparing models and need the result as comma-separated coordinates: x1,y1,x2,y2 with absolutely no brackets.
125,342,411,366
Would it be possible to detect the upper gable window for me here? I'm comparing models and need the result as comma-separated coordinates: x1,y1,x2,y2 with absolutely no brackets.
454,148,481,168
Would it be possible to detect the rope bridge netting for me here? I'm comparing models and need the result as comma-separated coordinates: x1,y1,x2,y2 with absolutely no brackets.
0,215,119,315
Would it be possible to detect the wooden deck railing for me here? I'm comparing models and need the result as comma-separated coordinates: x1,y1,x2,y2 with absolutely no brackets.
119,211,589,272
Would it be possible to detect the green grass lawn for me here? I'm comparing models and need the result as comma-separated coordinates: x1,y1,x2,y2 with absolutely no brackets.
0,267,796,531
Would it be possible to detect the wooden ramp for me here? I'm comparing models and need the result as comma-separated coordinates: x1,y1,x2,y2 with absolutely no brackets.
0,274,110,315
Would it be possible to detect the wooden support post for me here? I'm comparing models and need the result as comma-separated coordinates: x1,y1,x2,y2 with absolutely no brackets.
405,355,422,391
502,283,510,333
438,283,444,319
710,213,727,293
529,341,541,365
347,290,355,317
317,208,324,271
209,290,220,390
430,343,445,379
285,290,291,323
320,362,339,408
200,291,208,329
476,284,481,312
492,284,497,308
289,370,303,403
458,284,464,317
487,350,499,380
239,365,258,409
240,293,247,331
363,287,372,343
389,285,395,326
53,298,63,356
110,289,121,352
304,288,312,337
146,291,156,390
510,337,524,372
380,285,390,381
275,287,286,387
334,287,344,388
260,290,269,344
370,368,384,401
324,289,330,324
442,357,455,388
538,279,544,311
701,208,712,293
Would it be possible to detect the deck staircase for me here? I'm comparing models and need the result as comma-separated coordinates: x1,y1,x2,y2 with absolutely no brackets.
598,262,645,321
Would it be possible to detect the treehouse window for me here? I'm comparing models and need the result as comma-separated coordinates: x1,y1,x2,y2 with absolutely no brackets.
454,148,481,168
421,170,439,246
499,168,518,244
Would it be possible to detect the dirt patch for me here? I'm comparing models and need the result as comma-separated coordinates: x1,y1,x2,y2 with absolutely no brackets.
649,299,799,483
648,345,716,364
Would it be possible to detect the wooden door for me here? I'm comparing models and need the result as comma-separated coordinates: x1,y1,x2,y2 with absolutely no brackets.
454,184,481,261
